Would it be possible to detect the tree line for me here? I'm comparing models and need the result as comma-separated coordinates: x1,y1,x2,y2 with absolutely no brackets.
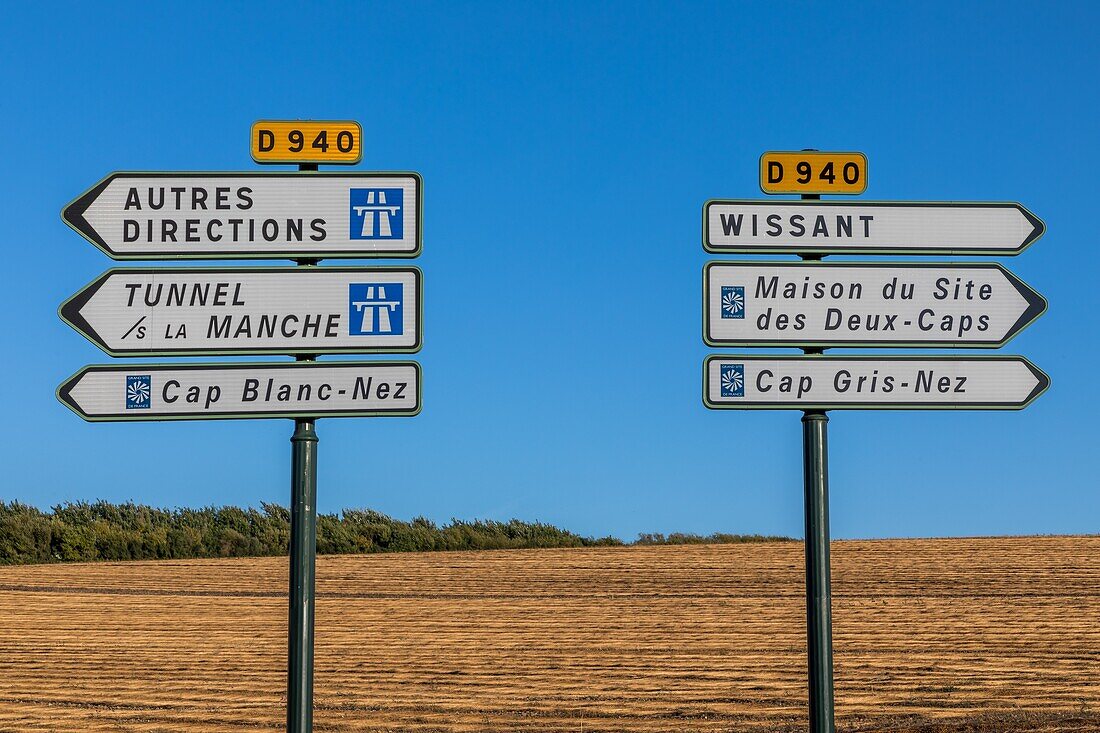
0,500,789,565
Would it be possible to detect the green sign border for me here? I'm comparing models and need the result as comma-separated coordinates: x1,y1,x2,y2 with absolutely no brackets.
701,200,1045,256
59,265,423,357
250,120,364,165
702,260,1047,349
702,354,1050,411
61,171,423,260
57,361,422,422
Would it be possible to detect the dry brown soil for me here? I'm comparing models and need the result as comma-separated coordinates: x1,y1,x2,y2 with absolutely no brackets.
0,537,1097,732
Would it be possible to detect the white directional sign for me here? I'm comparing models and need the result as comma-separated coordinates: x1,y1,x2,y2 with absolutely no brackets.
62,172,422,259
704,355,1049,410
60,266,421,356
58,362,421,421
704,261,1045,348
703,201,1044,256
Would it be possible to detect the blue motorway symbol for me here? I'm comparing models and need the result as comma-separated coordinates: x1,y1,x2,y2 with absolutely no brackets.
349,188,403,240
721,286,745,319
126,375,152,409
720,364,745,397
348,283,404,335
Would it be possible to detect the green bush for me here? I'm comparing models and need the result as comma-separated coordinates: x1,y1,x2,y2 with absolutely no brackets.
57,524,97,562
0,502,55,564
635,531,790,546
0,500,788,565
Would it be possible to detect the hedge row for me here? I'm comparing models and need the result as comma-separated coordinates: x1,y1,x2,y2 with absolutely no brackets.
0,500,788,565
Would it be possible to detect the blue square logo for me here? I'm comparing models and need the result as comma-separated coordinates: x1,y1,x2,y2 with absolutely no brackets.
350,188,403,240
721,286,745,319
126,375,151,409
720,364,745,398
349,283,404,335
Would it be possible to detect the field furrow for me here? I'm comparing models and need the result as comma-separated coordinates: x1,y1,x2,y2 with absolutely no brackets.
0,537,1097,732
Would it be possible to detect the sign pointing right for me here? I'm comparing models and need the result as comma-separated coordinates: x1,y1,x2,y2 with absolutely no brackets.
704,355,1049,410
704,261,1046,348
703,200,1045,255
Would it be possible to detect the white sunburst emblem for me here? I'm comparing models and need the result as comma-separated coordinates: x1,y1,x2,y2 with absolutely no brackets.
721,286,745,319
125,375,151,410
720,364,745,397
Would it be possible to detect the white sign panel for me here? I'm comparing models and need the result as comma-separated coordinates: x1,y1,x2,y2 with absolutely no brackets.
58,362,421,421
60,267,421,356
704,261,1045,348
704,356,1049,410
703,201,1044,255
62,172,422,259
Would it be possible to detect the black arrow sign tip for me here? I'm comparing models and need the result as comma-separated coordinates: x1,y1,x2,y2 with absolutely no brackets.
998,266,1048,343
55,369,88,419
61,174,116,254
1018,203,1046,249
58,272,112,354
1022,358,1051,406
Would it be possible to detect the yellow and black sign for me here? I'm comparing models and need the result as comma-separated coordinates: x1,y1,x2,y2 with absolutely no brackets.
759,151,867,195
251,120,362,165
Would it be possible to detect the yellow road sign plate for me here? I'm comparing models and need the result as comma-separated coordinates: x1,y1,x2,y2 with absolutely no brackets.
251,120,362,164
759,151,867,195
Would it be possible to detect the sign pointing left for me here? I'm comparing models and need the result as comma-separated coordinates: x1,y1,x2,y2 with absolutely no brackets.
62,171,422,260
58,362,421,421
59,266,422,356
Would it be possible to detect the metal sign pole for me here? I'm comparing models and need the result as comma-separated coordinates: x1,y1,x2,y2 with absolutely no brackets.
289,162,319,733
288,416,317,732
800,190,835,733
802,406,833,732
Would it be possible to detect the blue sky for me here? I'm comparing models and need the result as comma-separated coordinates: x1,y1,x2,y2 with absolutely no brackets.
1,1,1097,539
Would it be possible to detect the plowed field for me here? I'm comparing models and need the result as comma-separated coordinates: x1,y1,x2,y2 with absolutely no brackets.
1,537,1097,732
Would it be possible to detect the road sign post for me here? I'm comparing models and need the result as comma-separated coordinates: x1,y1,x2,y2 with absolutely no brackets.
56,124,423,733
705,155,1047,732
798,188,835,733
802,407,833,733
290,159,319,733
289,415,317,733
